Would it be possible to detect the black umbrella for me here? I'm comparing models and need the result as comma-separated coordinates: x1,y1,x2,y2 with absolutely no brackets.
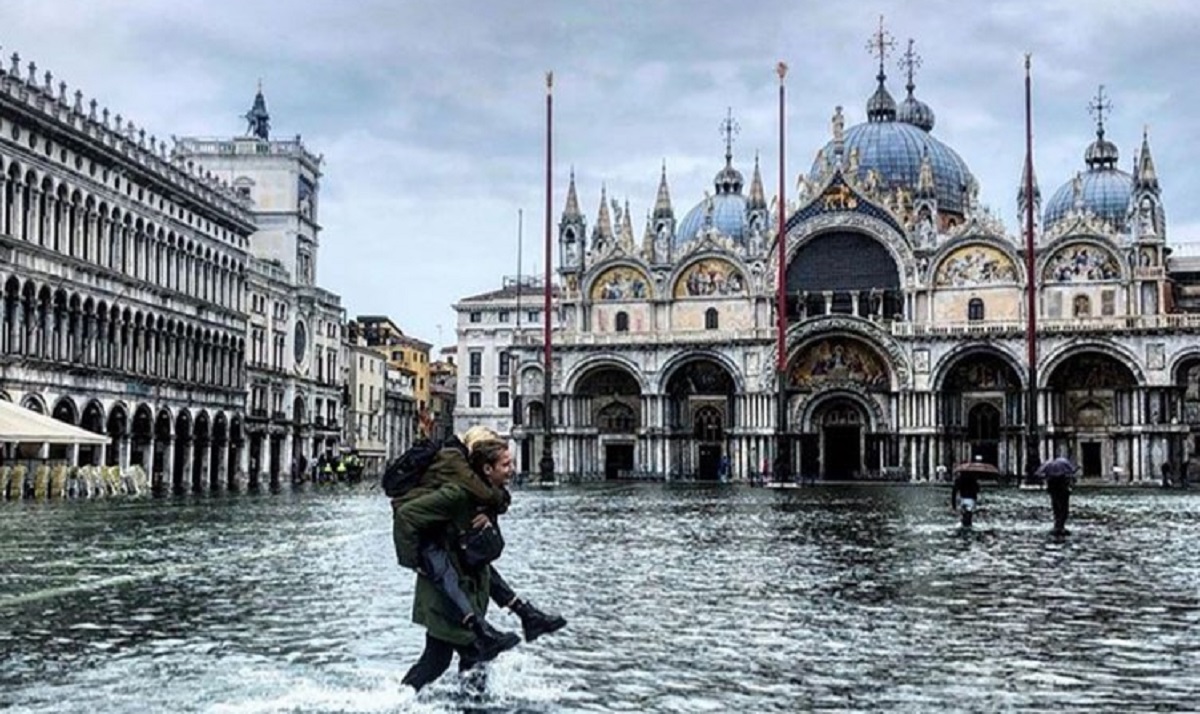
1037,457,1078,478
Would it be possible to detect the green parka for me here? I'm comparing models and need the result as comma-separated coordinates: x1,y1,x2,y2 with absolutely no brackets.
391,441,510,645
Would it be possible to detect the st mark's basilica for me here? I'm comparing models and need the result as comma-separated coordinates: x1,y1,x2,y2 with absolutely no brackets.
508,38,1200,484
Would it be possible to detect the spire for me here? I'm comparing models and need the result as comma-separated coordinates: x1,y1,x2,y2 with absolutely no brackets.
1084,84,1118,169
865,15,897,122
653,161,674,219
619,199,635,250
245,80,270,140
562,168,581,220
592,184,613,246
1018,155,1041,215
748,153,767,209
1136,126,1159,191
896,38,935,132
713,110,745,195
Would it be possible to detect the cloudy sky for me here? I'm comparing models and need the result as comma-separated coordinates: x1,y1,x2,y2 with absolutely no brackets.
3,0,1198,349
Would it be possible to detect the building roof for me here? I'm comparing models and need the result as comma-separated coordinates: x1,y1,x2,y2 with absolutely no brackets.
457,283,560,305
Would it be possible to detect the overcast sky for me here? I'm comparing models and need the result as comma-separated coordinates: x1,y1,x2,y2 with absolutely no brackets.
3,0,1198,350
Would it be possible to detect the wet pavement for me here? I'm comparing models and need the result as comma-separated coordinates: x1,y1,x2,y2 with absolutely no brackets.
1,483,1198,713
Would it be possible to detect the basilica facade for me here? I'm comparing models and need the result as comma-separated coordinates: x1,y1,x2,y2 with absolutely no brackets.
509,56,1200,484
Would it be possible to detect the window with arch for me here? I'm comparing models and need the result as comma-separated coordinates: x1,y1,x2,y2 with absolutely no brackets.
693,405,724,441
615,311,629,332
705,307,719,330
968,298,984,322
1073,294,1091,318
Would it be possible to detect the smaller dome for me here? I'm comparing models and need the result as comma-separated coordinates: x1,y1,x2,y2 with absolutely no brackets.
897,95,935,132
867,83,897,122
1043,168,1132,231
713,164,744,194
675,193,749,246
1084,135,1119,169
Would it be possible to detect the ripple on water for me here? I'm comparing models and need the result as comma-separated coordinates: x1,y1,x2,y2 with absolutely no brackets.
1,485,1199,712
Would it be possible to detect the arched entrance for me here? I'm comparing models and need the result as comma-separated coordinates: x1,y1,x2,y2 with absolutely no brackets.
786,232,903,320
664,358,736,480
106,405,128,468
211,413,228,492
577,366,641,480
938,351,1023,475
1046,351,1138,479
51,397,79,462
228,416,244,490
173,410,192,493
1178,357,1200,459
193,412,210,492
130,404,153,470
154,409,173,493
814,399,866,480
80,401,106,466
789,337,893,480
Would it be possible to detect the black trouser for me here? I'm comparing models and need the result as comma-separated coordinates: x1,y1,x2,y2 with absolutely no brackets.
401,633,484,691
419,542,518,622
1049,488,1070,532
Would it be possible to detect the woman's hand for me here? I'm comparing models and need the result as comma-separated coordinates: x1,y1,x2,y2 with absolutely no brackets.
471,513,492,529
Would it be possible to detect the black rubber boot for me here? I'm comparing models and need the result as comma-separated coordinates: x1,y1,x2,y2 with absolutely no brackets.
464,615,520,662
513,600,567,642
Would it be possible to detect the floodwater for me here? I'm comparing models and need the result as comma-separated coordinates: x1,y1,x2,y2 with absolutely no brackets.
1,484,1198,713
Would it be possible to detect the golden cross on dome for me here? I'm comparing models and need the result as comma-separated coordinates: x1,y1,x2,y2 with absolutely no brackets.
1088,84,1113,136
866,15,895,77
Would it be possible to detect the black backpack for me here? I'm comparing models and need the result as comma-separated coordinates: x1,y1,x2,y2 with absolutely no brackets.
381,438,442,498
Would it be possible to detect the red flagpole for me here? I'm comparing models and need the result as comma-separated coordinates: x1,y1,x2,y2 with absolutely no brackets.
1023,54,1040,481
775,62,791,483
540,71,556,483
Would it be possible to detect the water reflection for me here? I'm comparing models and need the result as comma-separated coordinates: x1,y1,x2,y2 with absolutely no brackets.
1,485,1199,712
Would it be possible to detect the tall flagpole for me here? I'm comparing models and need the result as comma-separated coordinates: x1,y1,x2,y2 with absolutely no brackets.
516,209,523,329
1023,54,1041,483
775,61,791,484
540,71,556,483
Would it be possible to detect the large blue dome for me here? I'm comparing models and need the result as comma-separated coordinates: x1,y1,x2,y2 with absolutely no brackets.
1043,168,1132,231
810,121,975,214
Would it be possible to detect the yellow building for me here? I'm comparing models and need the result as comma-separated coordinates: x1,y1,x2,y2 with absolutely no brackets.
356,316,433,411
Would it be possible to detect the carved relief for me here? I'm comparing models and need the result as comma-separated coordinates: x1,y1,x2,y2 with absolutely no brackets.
789,338,889,390
590,266,652,301
1043,245,1121,282
913,348,930,374
674,259,747,298
934,245,1018,287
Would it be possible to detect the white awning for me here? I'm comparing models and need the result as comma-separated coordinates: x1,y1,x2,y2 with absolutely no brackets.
0,400,110,445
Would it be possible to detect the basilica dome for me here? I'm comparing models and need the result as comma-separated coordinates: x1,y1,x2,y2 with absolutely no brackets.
1043,130,1132,232
675,152,764,248
809,82,974,215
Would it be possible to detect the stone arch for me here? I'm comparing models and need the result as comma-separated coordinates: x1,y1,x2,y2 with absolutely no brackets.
106,402,129,467
1040,341,1144,390
657,349,746,394
564,356,650,394
662,355,738,433
52,396,79,425
795,386,888,433
932,343,1027,392
20,392,46,413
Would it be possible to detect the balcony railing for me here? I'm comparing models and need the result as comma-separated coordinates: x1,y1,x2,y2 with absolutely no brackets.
891,313,1200,337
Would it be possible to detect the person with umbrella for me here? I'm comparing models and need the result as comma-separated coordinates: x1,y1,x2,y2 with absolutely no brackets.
1037,456,1077,535
951,457,996,528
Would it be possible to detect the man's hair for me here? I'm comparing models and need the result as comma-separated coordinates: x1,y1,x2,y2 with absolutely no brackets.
461,425,500,452
469,438,509,473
